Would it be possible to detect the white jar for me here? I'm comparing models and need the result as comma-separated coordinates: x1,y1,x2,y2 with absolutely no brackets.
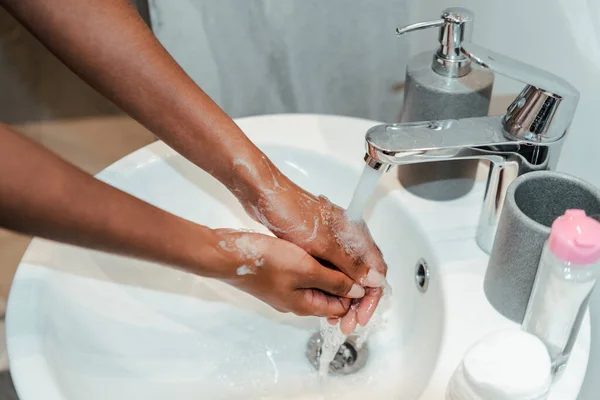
446,330,552,400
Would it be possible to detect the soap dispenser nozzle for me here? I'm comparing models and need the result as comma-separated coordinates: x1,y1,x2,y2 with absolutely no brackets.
396,7,474,78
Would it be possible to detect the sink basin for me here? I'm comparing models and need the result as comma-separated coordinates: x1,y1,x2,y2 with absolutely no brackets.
6,115,590,399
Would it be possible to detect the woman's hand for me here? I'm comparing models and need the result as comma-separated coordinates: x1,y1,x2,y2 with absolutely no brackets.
231,156,388,334
0,0,386,333
213,229,367,317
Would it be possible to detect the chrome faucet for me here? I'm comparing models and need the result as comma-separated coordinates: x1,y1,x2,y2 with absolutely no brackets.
364,8,579,254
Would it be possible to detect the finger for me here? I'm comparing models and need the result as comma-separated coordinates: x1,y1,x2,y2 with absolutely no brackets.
299,289,351,317
340,302,359,335
318,224,387,287
357,287,383,326
327,317,338,325
307,264,365,299
357,239,388,287
325,249,386,289
362,243,388,280
320,241,371,282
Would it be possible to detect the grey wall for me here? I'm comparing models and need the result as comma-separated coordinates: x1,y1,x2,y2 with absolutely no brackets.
0,0,150,124
149,0,411,123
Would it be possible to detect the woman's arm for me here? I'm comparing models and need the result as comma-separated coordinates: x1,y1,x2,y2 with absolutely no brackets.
0,0,387,333
0,123,362,317
1,0,264,198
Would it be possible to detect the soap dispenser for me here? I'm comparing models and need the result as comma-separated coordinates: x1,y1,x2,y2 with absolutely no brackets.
396,8,494,201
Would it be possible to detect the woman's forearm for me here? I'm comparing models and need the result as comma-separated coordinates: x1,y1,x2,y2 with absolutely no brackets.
0,124,364,319
0,123,227,278
0,0,273,200
0,0,390,327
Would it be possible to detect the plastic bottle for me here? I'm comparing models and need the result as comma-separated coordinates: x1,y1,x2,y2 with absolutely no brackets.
522,209,600,380
446,330,552,400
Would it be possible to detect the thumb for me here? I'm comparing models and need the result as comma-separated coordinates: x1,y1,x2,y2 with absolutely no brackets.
308,264,365,299
297,289,352,317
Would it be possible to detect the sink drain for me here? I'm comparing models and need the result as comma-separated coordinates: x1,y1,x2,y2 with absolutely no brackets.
305,332,369,375
415,258,429,293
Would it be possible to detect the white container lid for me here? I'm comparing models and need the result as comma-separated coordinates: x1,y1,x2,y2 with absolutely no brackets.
447,330,552,400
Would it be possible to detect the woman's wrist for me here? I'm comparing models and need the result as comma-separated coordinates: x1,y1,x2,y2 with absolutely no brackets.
226,150,292,206
189,228,276,284
176,224,237,280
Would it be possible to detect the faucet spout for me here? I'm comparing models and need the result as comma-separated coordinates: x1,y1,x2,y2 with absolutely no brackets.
365,116,524,168
364,115,551,254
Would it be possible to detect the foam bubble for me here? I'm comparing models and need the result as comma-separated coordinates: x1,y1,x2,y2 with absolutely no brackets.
236,265,255,275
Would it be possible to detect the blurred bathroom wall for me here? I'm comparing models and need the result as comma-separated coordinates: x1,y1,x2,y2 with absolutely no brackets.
0,0,150,124
149,0,412,123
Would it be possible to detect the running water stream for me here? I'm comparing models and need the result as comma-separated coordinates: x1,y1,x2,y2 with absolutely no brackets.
346,165,384,222
318,165,386,377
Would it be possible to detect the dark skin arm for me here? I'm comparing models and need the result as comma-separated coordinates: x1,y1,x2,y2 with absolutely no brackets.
0,0,387,333
0,123,363,317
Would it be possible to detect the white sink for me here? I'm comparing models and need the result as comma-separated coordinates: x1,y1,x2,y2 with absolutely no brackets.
6,115,590,399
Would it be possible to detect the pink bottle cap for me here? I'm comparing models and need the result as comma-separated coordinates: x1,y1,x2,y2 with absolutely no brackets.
548,209,600,265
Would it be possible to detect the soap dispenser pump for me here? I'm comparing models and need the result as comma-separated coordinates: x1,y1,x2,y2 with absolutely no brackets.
396,7,494,201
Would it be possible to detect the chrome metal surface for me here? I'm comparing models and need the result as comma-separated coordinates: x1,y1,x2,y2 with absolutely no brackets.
305,332,369,376
438,8,474,59
461,42,579,143
503,86,561,143
365,116,518,166
396,20,445,36
364,153,392,172
431,55,472,78
396,7,474,78
364,114,561,253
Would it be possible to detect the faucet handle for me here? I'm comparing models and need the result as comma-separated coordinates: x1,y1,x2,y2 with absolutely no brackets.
461,42,579,143
397,7,475,77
